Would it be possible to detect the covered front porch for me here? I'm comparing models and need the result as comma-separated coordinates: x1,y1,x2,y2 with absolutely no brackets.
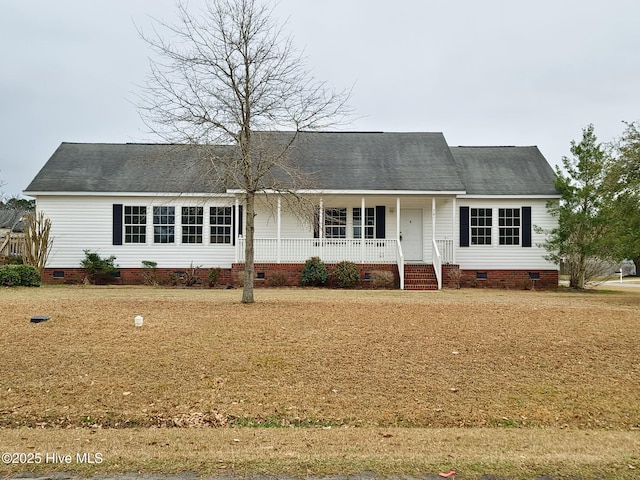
236,196,458,289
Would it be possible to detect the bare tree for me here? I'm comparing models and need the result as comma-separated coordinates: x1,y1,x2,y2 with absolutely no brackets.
23,211,53,275
137,0,351,303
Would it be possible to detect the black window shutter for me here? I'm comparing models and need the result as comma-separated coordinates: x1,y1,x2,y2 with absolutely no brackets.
375,205,386,238
460,206,470,247
522,206,532,247
232,205,244,246
113,204,123,245
313,208,320,238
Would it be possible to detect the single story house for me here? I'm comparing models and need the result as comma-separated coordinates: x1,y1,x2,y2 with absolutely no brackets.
24,131,560,289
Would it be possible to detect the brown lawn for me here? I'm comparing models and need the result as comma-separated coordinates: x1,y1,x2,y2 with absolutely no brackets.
0,285,639,478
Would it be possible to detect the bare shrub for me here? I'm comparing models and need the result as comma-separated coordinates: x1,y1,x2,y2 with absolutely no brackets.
268,271,288,287
371,270,394,289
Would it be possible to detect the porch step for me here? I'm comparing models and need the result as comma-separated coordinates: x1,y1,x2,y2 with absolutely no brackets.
404,264,439,290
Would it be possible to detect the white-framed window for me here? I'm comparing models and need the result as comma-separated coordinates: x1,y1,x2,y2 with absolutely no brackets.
499,208,520,245
210,207,232,244
353,207,375,239
470,208,492,245
153,206,175,244
182,206,203,244
324,207,347,239
124,206,146,244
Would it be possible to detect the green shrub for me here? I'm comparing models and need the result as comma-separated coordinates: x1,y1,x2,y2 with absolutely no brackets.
331,261,360,288
301,257,328,286
0,264,40,287
0,266,21,286
14,264,41,286
81,250,119,284
208,267,222,287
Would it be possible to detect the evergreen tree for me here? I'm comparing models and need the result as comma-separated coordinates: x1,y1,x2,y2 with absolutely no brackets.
542,125,609,288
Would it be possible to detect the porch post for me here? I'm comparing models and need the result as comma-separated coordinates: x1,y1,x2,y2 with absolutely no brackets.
397,197,404,290
360,196,365,262
396,197,401,241
277,196,282,264
432,197,436,241
234,197,240,263
452,197,457,264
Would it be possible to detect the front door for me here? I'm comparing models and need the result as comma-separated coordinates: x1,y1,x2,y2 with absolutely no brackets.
400,209,423,261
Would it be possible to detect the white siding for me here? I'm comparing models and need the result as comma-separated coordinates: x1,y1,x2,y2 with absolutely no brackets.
36,193,557,271
455,198,556,270
38,195,239,269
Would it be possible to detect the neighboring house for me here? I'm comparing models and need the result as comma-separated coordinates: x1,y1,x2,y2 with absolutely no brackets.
24,131,560,289
0,217,25,258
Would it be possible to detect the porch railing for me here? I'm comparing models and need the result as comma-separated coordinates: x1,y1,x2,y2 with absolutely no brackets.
435,239,455,265
396,240,405,290
237,237,399,264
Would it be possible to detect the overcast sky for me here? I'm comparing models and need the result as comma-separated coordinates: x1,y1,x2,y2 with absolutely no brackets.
2,0,639,196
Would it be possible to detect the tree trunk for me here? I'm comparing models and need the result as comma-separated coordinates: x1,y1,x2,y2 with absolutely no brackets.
242,192,255,304
570,255,586,289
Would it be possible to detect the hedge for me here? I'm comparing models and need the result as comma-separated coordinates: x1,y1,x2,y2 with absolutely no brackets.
0,265,41,287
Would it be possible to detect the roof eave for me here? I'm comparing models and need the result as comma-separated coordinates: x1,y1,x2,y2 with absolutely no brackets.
227,189,468,196
23,191,234,198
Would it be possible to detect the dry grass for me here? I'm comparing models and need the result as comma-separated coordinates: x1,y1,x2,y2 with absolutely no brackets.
1,285,639,478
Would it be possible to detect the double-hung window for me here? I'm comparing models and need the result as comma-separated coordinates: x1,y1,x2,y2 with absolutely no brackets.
353,207,375,239
153,206,175,244
124,206,146,243
499,208,520,245
324,208,347,239
210,207,232,244
182,207,203,244
470,208,492,245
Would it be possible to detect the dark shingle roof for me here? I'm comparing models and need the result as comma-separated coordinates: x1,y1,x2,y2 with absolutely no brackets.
266,131,465,191
25,143,229,194
450,146,559,195
25,133,559,196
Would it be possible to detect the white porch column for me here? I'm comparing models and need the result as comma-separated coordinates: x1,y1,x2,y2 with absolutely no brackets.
277,196,282,263
396,197,401,241
234,197,240,263
432,197,436,241
452,197,457,264
396,197,404,290
360,196,365,262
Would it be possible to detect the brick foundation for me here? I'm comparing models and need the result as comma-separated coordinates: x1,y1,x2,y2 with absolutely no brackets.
41,266,234,287
42,264,558,289
442,265,558,289
231,263,400,288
